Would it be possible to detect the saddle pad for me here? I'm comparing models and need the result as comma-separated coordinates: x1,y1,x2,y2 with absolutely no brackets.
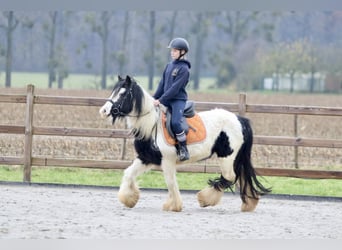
161,113,207,146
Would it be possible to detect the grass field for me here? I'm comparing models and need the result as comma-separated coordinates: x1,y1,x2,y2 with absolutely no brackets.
0,71,216,92
1,166,341,197
1,72,118,90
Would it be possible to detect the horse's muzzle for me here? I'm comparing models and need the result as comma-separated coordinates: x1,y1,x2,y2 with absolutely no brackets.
99,101,113,118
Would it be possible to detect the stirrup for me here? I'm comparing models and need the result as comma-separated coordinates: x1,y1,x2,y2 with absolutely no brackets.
178,146,189,161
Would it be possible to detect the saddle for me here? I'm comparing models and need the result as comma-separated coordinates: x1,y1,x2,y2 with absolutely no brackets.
162,101,206,146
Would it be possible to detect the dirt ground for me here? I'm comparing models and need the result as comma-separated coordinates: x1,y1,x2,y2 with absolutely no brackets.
1,183,341,239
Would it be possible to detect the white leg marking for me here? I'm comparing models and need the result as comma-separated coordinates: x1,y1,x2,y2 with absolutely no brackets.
161,160,183,212
118,158,152,208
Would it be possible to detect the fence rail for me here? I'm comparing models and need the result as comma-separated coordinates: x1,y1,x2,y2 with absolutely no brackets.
1,84,342,182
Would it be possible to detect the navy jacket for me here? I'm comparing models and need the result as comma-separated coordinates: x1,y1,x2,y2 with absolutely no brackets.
153,59,191,106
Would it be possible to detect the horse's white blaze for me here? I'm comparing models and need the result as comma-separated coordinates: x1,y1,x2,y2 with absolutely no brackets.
99,101,113,118
114,88,127,101
99,88,127,118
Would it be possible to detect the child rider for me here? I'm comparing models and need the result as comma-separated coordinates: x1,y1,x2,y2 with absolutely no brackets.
153,37,191,161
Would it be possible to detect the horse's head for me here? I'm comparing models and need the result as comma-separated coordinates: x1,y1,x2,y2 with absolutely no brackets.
99,75,144,124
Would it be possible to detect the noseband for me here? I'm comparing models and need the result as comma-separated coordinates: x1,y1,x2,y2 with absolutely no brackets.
107,87,133,116
107,99,127,116
107,86,152,118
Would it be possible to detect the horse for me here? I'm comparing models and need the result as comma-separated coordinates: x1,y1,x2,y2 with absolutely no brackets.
99,75,271,212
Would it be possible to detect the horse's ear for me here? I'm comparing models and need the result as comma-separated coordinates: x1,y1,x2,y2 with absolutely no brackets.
125,75,132,84
118,75,124,81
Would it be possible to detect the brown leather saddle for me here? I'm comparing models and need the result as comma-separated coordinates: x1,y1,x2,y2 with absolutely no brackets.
162,101,206,146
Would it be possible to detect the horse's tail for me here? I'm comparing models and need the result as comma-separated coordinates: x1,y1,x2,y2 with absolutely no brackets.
233,116,271,202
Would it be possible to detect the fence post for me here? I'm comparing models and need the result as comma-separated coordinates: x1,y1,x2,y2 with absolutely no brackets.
238,92,247,116
23,84,34,182
294,114,299,169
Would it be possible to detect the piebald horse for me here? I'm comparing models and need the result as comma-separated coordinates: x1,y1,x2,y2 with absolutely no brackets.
99,75,271,212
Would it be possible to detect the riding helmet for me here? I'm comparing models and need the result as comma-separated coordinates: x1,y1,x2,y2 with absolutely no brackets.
167,37,190,53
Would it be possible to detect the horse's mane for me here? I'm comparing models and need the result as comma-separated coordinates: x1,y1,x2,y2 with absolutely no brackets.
114,76,156,140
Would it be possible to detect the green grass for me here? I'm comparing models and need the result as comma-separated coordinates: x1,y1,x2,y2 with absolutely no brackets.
1,165,341,197
1,71,221,93
1,72,106,90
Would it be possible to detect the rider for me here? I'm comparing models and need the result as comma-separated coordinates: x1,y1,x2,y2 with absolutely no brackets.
153,37,191,161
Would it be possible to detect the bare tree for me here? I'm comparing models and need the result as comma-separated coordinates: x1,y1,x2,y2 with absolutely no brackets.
56,11,72,89
147,11,156,90
214,11,276,88
85,11,113,89
20,13,36,70
166,11,178,62
117,11,130,76
43,11,58,88
190,12,213,90
0,11,19,87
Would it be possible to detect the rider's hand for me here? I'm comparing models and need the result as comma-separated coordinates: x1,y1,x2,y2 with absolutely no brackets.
153,99,160,106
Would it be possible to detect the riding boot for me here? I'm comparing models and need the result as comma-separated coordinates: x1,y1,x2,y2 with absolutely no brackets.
177,140,190,161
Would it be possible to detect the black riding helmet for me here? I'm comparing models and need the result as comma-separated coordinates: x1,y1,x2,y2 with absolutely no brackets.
168,37,189,59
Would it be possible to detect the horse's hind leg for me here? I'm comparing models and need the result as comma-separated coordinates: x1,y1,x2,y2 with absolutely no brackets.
238,175,259,212
118,158,152,208
197,156,236,207
161,160,182,212
218,157,259,212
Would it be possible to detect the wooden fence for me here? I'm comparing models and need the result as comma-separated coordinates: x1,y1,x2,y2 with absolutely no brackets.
1,84,342,182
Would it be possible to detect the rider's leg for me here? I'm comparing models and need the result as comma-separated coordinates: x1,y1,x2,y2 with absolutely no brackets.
170,100,189,161
175,131,189,161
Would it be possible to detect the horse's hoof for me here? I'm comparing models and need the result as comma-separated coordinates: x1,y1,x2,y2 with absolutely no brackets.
197,187,223,207
241,197,259,212
163,201,182,212
118,187,140,208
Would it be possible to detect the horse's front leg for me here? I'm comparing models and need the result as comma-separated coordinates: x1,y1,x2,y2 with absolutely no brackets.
161,160,182,212
118,158,152,208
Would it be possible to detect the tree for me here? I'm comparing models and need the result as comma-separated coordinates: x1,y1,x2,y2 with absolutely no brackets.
56,44,69,89
258,39,316,92
214,11,276,88
117,11,130,76
0,11,19,87
41,11,72,89
147,11,156,91
156,11,178,77
20,13,36,71
282,39,312,92
43,11,58,88
56,11,72,89
258,44,286,91
319,43,342,92
166,11,178,62
2,10,342,91
305,40,319,93
85,11,113,89
0,43,3,81
190,12,213,90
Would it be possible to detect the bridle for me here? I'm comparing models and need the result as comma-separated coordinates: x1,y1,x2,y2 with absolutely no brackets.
107,84,160,147
107,85,153,118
